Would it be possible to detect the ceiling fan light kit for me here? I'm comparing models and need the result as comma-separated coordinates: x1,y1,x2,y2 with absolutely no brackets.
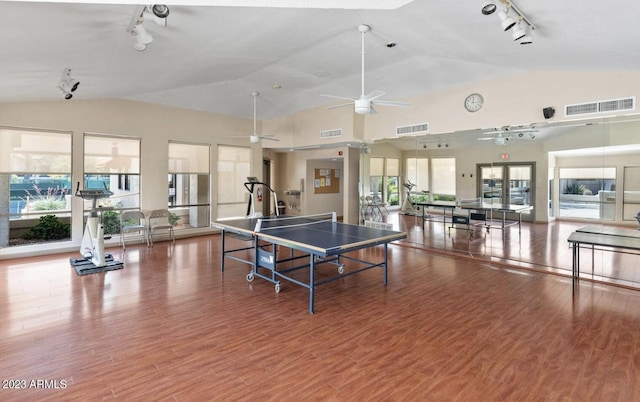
484,1,535,45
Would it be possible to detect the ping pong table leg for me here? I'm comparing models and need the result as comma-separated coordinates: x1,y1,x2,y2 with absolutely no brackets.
383,243,388,285
220,230,226,272
309,254,315,314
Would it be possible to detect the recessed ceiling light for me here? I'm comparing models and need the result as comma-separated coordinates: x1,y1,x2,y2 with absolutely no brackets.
312,71,330,78
272,84,281,89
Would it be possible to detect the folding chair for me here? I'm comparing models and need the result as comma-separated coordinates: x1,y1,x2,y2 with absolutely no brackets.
147,209,175,246
120,210,149,249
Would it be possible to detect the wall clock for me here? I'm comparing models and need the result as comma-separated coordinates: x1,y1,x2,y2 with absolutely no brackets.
464,93,484,112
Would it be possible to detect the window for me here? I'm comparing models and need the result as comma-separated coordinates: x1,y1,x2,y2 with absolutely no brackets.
558,167,616,220
168,141,210,228
84,134,140,235
368,157,399,206
386,158,399,206
406,158,429,191
623,166,640,221
431,158,456,200
405,157,429,203
217,145,251,219
0,128,72,247
369,157,384,197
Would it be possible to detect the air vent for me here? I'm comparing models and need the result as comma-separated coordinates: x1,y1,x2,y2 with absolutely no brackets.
565,97,635,117
320,128,342,139
396,123,429,136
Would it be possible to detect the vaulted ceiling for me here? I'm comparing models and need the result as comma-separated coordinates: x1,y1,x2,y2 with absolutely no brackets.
2,0,639,123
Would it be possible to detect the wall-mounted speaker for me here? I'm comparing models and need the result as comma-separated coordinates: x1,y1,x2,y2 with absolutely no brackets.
543,107,555,119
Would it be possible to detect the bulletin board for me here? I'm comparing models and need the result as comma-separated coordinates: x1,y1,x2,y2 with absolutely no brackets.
314,168,340,194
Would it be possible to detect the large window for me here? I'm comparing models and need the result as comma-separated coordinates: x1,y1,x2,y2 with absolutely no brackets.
405,157,429,203
369,157,400,206
168,141,210,228
84,134,140,234
385,158,399,206
1,128,72,247
431,157,456,200
369,157,384,197
559,167,616,220
623,166,640,221
217,145,251,219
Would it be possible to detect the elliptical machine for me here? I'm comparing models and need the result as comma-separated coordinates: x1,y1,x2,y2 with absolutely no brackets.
69,182,124,275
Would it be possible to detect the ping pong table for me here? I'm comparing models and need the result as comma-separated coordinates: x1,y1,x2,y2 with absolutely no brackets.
451,200,533,238
213,213,407,313
568,225,640,285
415,200,457,233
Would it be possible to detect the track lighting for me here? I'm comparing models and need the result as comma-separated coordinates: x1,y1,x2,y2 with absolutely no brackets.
143,4,170,26
512,20,526,41
481,1,497,15
126,4,168,51
483,0,536,44
132,23,153,51
58,67,79,100
520,33,533,45
498,8,516,31
151,4,169,18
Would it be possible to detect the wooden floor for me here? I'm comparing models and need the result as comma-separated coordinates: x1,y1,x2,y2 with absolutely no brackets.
1,218,640,400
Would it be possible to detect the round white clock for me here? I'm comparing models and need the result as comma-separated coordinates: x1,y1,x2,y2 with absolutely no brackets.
464,93,484,112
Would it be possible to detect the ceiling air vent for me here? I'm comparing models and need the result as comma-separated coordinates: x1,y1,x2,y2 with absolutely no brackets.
565,97,635,117
320,128,342,139
396,123,429,137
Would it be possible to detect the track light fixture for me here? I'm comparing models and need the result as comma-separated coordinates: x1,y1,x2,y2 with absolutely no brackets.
498,6,516,31
512,19,526,41
132,23,153,51
58,67,79,100
483,0,535,44
481,1,497,15
126,4,168,51
151,4,169,18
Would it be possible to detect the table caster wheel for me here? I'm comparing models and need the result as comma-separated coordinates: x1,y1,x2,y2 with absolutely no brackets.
338,264,345,274
246,273,254,282
275,283,281,293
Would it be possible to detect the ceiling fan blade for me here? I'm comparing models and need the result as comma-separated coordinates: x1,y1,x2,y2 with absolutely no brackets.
327,102,353,110
365,90,386,101
371,99,411,108
369,105,378,114
320,94,357,102
259,135,280,141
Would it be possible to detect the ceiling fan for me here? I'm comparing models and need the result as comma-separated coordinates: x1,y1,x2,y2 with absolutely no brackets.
245,91,279,144
478,132,510,145
478,127,538,145
320,24,411,115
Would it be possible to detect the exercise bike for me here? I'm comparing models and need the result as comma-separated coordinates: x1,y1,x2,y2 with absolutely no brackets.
69,182,124,275
400,181,419,215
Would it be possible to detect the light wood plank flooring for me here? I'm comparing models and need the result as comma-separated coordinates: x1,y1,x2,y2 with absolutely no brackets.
1,219,640,400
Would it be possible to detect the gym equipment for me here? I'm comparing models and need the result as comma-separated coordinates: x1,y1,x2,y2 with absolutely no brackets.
400,181,419,215
244,177,280,218
69,182,124,275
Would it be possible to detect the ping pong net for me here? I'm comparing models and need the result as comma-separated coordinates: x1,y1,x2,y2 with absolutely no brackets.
254,212,337,233
457,197,482,207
